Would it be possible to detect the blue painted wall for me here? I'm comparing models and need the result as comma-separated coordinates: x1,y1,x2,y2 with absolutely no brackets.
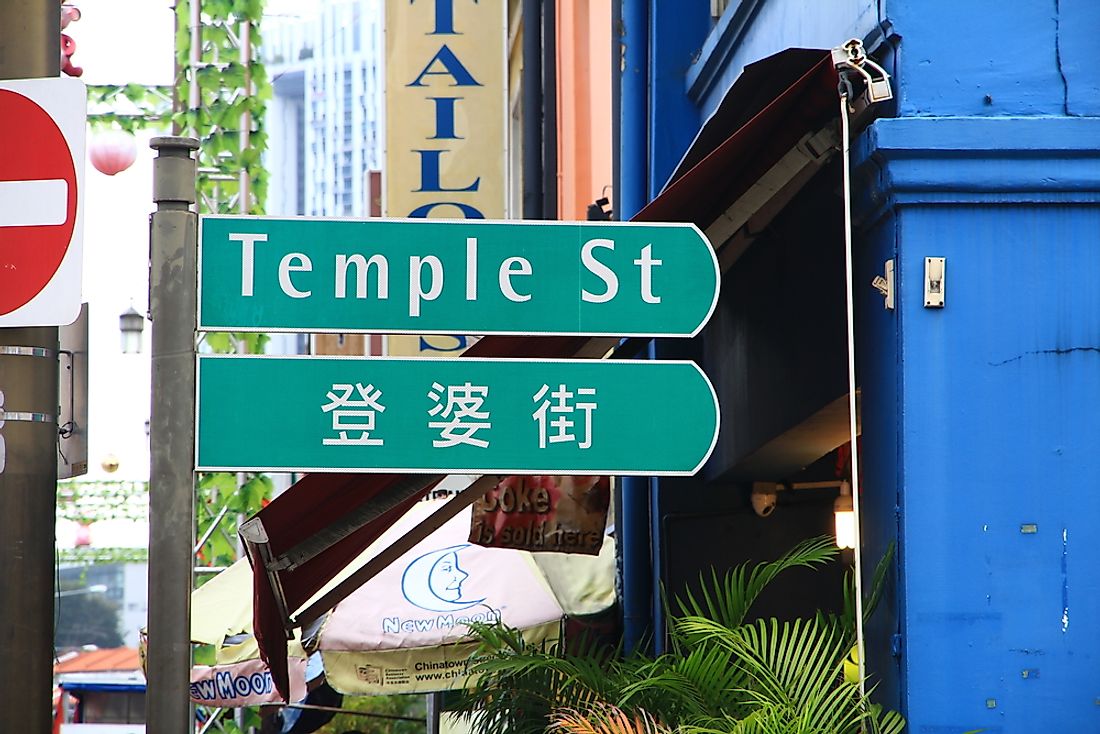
689,0,880,118
857,117,1100,731
887,0,1084,117
647,1,710,196
853,204,904,714
627,0,1100,729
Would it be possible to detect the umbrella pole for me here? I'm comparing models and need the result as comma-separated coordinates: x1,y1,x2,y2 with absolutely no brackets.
427,691,444,734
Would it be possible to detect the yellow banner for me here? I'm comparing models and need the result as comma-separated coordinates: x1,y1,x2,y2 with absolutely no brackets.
385,334,480,358
385,0,506,220
322,621,560,695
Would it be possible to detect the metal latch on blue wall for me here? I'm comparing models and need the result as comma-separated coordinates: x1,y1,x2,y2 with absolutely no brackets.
832,38,893,104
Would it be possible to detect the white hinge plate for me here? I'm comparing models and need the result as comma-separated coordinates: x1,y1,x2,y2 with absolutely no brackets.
871,259,895,310
924,256,945,308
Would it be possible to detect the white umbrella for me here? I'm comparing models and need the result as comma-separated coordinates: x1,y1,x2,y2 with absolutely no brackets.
315,496,615,695
189,492,615,701
189,559,309,708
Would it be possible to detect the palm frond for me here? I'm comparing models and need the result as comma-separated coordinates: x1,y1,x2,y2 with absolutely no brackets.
674,536,838,635
455,536,905,734
674,614,878,734
862,542,896,625
840,542,897,635
617,646,747,722
452,620,646,734
552,704,668,734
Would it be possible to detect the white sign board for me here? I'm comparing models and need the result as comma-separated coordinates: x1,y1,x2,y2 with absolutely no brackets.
0,77,86,326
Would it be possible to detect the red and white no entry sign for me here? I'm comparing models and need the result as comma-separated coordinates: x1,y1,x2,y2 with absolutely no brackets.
0,77,85,327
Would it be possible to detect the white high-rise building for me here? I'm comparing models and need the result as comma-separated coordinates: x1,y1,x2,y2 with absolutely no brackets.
264,0,383,218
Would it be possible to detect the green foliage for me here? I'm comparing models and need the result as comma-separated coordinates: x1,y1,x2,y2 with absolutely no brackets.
552,704,668,734
55,481,149,565
673,536,836,634
451,538,905,734
73,0,273,587
56,547,149,565
194,708,264,734
203,331,271,355
58,480,148,523
174,0,271,217
454,624,624,734
312,692,427,734
86,84,174,132
194,470,274,570
171,0,273,592
192,643,217,667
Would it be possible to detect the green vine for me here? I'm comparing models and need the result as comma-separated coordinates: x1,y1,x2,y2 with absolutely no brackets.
66,2,272,582
173,0,272,590
69,9,274,728
174,4,272,728
56,482,150,567
174,0,271,216
57,547,150,565
86,84,173,132
58,480,149,523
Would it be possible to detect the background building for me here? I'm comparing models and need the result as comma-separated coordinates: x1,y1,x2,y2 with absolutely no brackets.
57,562,149,649
264,0,383,219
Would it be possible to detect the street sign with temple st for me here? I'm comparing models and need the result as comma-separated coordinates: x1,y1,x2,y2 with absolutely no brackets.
195,355,719,476
197,216,718,338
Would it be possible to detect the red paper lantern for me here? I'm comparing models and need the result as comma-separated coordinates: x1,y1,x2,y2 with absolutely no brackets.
89,131,138,176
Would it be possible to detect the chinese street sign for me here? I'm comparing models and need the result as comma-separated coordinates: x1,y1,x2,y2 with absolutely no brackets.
197,217,718,338
195,355,719,476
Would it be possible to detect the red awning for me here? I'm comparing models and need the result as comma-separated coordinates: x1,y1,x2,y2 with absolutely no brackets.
635,49,838,234
246,47,844,701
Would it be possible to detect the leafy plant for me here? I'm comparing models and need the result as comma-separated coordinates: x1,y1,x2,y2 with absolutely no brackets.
312,692,427,734
553,704,669,734
174,0,271,215
451,537,904,734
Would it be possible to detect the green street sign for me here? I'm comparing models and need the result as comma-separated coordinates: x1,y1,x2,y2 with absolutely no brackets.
198,216,718,337
196,355,719,475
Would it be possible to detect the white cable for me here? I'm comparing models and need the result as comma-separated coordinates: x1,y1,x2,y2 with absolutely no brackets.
839,85,868,699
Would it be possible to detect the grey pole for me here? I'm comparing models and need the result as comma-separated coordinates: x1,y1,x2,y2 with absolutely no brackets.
0,2,62,732
427,691,443,734
146,136,199,733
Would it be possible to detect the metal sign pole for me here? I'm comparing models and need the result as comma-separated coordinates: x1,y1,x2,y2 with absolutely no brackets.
146,136,199,733
0,3,61,732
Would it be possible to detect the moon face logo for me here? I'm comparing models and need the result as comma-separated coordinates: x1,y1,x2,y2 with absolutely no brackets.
401,544,485,613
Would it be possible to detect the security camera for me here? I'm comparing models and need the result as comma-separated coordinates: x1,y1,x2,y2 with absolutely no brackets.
750,482,779,518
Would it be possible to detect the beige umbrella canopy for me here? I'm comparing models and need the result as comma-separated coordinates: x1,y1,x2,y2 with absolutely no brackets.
189,494,615,705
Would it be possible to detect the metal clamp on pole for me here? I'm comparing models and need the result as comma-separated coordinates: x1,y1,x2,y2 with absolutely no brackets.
0,347,63,424
0,345,56,358
0,345,59,426
0,411,55,423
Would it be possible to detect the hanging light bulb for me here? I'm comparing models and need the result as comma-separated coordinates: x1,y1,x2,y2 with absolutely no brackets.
834,480,855,549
